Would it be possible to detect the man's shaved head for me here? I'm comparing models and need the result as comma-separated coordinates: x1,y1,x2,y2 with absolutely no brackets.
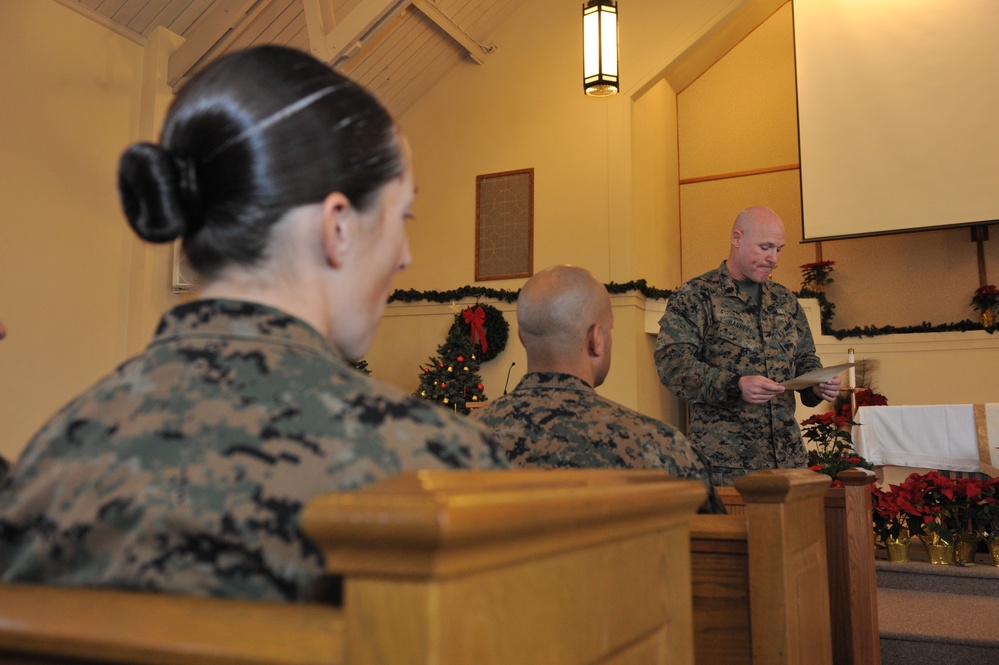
517,265,613,386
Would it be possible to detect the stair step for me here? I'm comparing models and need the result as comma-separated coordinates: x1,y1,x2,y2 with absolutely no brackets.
877,559,999,597
878,587,999,662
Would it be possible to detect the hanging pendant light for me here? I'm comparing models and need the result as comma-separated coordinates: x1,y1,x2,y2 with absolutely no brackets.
582,0,619,97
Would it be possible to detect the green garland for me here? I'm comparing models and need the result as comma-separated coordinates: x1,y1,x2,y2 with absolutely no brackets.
388,280,675,305
389,283,995,339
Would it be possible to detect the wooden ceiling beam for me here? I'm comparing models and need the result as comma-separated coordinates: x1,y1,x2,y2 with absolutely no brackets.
167,0,267,87
301,0,337,61
412,0,490,64
325,0,410,64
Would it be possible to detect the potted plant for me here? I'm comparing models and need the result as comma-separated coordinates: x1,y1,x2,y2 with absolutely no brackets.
901,471,965,564
971,284,999,327
801,411,873,488
800,260,836,293
871,483,923,562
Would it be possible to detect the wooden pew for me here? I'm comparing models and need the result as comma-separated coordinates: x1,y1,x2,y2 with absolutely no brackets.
0,469,706,665
690,468,838,665
707,468,879,665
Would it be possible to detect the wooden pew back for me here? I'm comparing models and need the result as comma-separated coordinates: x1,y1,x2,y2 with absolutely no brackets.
0,470,706,665
690,469,836,665
712,468,880,665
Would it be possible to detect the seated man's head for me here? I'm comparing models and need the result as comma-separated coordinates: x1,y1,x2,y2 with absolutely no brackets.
517,265,613,387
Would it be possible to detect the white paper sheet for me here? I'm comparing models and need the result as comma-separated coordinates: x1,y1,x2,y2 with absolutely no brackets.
779,362,856,390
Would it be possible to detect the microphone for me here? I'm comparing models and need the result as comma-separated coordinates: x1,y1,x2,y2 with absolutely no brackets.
503,362,516,395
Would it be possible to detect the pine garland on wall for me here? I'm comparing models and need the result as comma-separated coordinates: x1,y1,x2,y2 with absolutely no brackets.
390,281,995,339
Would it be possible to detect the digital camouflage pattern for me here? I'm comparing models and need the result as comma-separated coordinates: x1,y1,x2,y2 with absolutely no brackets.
655,262,823,486
0,299,506,601
470,372,724,513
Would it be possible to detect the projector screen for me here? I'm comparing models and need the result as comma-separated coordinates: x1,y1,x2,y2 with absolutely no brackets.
794,0,999,241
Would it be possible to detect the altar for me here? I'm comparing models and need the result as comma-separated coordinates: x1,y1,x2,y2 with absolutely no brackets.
852,404,999,476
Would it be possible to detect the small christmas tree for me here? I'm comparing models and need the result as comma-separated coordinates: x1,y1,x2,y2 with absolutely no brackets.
415,308,489,415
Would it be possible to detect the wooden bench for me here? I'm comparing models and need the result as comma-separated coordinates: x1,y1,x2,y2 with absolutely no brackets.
0,469,706,665
705,468,879,665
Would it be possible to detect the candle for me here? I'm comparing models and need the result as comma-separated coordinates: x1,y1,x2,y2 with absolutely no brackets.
848,348,857,416
847,349,856,389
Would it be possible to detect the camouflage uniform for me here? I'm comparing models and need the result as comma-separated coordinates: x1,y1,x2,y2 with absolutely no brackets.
654,262,823,486
0,299,505,601
470,372,723,513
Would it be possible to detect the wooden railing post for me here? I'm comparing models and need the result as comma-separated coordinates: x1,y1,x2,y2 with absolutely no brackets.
735,469,834,665
826,468,880,665
302,469,706,665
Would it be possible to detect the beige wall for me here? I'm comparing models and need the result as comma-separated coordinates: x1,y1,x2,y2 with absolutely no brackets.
0,0,144,460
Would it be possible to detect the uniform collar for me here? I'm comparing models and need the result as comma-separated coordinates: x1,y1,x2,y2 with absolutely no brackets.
513,371,597,394
151,298,335,356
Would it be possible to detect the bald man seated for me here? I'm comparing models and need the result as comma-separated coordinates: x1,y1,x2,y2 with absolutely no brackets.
471,265,724,514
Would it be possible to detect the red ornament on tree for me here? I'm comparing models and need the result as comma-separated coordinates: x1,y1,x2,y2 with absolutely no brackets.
457,356,464,363
477,383,484,391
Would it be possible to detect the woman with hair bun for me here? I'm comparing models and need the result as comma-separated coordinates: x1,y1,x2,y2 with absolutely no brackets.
0,46,505,601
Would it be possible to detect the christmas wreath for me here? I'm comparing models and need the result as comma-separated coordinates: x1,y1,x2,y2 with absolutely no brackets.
447,303,509,363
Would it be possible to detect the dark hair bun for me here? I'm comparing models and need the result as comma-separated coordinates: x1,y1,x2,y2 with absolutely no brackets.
118,142,198,243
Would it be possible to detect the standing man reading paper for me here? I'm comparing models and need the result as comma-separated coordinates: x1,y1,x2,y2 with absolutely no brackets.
655,206,840,486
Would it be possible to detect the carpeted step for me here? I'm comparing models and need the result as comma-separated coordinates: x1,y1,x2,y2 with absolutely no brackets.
877,558,999,597
878,586,999,663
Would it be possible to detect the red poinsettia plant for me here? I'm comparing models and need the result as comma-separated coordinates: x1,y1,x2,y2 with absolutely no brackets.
801,411,873,487
836,387,888,420
970,284,999,314
901,471,962,543
800,260,835,292
871,482,923,541
951,475,999,535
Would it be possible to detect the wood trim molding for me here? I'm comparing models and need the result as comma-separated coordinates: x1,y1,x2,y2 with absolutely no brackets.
679,162,799,185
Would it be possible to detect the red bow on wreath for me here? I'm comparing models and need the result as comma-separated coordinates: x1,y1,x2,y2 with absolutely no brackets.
463,305,487,353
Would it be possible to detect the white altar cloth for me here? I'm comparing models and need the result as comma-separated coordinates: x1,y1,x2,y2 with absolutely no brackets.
853,404,999,473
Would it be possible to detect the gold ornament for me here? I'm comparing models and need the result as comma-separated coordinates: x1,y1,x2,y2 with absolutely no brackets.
448,366,453,372
472,396,478,401
463,366,469,371
443,397,449,404
420,391,426,396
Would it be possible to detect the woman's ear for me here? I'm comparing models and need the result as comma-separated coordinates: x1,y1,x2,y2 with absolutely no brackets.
320,192,353,269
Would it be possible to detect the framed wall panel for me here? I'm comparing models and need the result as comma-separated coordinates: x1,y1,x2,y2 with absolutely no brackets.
475,168,534,281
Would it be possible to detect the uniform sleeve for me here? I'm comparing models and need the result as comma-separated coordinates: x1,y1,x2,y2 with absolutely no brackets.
653,425,727,515
789,299,824,408
653,287,740,407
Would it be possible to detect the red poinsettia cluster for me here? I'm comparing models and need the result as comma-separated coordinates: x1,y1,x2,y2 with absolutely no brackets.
799,260,835,290
836,387,888,420
801,411,872,487
871,472,999,544
971,284,999,313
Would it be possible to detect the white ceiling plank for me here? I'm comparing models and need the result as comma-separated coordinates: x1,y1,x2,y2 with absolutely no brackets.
412,0,488,64
166,0,215,34
167,0,265,86
250,1,302,46
325,0,410,63
302,0,337,60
